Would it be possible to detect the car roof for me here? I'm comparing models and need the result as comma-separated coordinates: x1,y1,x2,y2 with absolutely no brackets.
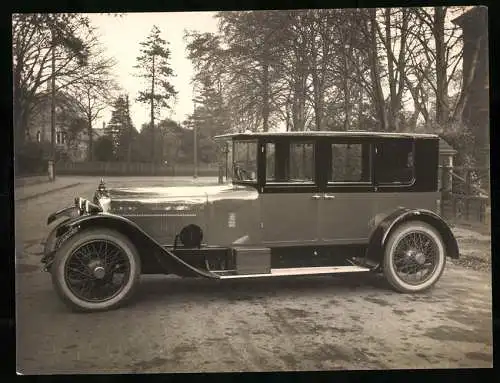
214,130,439,140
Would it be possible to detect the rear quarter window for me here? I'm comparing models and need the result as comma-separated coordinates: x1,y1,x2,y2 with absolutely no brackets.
376,140,414,185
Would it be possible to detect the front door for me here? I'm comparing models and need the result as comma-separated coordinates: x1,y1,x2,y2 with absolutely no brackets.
319,140,375,244
261,140,320,245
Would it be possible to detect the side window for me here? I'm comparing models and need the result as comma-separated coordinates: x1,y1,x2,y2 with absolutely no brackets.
288,142,314,182
232,140,257,181
376,140,414,185
265,141,314,183
330,143,370,183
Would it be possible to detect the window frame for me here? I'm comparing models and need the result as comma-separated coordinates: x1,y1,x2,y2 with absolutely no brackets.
261,137,321,193
322,138,375,193
231,139,259,186
327,141,373,186
264,139,316,186
374,139,416,188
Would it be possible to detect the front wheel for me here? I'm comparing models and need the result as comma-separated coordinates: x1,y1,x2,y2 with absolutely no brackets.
51,229,141,312
383,221,446,293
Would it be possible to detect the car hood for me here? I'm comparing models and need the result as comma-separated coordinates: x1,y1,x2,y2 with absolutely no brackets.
108,183,259,205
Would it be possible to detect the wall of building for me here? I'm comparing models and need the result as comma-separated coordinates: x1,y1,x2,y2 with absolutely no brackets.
26,92,91,162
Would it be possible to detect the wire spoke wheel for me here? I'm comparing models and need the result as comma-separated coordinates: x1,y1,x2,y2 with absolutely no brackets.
63,239,131,303
392,231,439,285
383,221,446,293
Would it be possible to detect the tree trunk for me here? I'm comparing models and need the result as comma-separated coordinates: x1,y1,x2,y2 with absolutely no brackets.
452,35,482,122
434,6,449,127
310,39,323,131
151,54,155,164
262,44,270,132
13,59,26,147
385,8,399,132
342,47,351,131
13,104,27,147
285,95,291,132
368,9,388,131
127,98,132,166
86,89,93,161
87,115,93,161
50,40,56,162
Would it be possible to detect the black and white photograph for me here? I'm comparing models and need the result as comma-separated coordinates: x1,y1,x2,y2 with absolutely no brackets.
14,7,492,374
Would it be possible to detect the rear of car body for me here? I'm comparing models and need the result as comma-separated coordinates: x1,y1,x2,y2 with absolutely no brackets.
42,131,459,312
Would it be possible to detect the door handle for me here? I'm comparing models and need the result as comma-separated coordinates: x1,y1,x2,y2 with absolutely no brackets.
324,194,336,200
311,194,322,200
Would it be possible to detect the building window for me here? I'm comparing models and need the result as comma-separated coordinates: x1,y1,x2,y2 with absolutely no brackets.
55,130,66,145
36,131,41,142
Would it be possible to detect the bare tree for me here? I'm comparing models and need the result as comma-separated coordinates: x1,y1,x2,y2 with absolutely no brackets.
12,13,95,145
66,44,119,161
409,6,473,130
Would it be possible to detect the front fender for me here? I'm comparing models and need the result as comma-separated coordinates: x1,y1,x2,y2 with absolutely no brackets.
365,208,459,268
54,213,220,279
47,205,80,225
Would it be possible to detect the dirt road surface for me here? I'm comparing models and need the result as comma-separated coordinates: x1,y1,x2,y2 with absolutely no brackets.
15,177,493,373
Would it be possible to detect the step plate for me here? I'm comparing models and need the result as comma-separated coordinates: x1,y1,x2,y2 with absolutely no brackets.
218,265,370,279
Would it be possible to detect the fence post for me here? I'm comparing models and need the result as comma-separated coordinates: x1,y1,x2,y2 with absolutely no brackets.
47,160,55,181
441,156,453,196
465,169,472,221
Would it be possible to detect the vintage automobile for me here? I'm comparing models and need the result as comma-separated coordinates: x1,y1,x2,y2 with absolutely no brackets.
41,131,459,312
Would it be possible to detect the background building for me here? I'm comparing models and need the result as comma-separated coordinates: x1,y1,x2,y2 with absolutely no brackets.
26,90,89,162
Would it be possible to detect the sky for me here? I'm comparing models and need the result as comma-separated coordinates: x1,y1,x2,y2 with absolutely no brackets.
84,9,469,133
85,12,219,131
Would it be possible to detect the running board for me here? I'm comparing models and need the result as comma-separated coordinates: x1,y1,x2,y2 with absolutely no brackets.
217,265,370,279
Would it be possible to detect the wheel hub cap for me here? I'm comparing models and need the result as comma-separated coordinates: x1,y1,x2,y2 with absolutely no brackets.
414,252,426,265
93,266,106,279
405,249,426,265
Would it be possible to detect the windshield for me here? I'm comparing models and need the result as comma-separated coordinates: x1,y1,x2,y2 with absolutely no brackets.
232,140,258,182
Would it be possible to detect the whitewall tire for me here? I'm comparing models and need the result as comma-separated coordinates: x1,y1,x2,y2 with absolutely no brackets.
383,221,446,293
51,229,141,312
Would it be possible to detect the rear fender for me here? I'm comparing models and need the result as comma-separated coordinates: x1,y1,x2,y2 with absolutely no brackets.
54,213,219,279
365,208,459,269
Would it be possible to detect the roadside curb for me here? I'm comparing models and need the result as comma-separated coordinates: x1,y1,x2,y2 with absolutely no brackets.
15,183,82,203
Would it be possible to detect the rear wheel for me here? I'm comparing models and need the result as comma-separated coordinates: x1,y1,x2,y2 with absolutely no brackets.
51,229,141,312
383,221,446,293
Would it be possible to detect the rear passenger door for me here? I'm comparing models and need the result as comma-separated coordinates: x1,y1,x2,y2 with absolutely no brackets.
319,139,375,244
